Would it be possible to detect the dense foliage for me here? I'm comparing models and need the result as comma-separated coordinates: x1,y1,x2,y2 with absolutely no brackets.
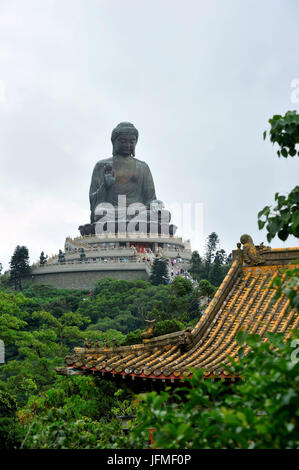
0,272,204,448
0,390,23,449
77,277,200,334
18,377,133,449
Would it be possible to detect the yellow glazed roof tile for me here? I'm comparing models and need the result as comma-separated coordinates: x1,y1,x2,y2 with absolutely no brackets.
64,244,299,380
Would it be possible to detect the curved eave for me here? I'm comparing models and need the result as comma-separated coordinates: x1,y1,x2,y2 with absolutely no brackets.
62,245,299,383
67,363,237,381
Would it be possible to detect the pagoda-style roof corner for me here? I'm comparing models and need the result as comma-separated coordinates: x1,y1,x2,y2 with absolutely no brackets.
62,239,299,382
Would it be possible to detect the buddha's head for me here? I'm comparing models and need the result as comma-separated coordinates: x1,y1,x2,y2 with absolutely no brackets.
111,122,139,157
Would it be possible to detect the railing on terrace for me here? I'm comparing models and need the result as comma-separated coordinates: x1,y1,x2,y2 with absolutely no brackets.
66,232,185,243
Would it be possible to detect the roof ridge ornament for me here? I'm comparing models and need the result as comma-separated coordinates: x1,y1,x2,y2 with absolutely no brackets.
239,234,270,265
141,319,156,341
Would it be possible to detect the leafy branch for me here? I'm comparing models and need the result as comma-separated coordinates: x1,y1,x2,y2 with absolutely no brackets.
258,186,299,242
263,110,299,158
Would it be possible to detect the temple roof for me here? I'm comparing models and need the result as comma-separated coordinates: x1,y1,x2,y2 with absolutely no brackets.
59,240,299,382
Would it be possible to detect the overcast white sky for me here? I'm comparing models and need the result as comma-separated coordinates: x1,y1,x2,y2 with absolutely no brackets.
0,0,298,270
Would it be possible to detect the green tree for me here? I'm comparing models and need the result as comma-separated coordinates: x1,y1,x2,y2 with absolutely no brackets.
0,290,28,347
210,249,230,286
18,376,134,449
0,272,11,290
167,277,198,323
0,390,23,449
0,328,62,405
189,251,204,280
197,279,217,300
203,232,219,279
31,310,90,355
171,276,193,297
149,257,169,286
122,329,143,346
154,319,185,336
9,246,31,291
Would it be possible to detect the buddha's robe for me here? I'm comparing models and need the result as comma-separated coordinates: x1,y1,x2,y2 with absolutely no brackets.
89,155,157,224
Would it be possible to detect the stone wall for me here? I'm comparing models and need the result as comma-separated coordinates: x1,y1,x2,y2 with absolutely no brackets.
27,266,149,289
28,263,150,289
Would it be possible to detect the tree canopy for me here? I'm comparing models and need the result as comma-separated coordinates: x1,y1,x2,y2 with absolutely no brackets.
9,246,31,291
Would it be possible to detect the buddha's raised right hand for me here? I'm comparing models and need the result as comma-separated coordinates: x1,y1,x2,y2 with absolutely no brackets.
104,173,116,188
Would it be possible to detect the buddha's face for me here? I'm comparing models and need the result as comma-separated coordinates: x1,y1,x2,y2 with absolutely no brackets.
114,133,137,157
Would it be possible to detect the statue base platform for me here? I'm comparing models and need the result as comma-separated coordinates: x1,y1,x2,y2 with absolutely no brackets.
29,232,192,290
